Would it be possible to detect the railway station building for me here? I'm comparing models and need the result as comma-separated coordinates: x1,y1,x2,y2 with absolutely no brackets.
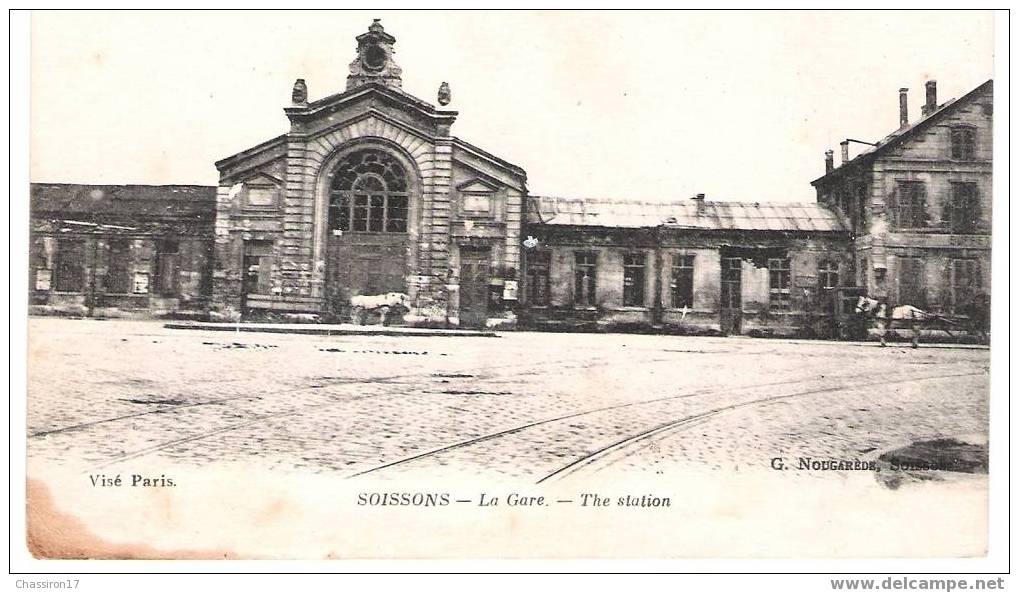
26,21,993,339
522,197,851,337
212,20,526,328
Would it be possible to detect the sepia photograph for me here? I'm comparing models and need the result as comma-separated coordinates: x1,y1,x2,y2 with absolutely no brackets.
10,7,1007,580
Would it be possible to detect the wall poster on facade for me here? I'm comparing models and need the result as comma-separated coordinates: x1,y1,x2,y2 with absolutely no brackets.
34,268,51,291
132,272,150,294
502,279,518,301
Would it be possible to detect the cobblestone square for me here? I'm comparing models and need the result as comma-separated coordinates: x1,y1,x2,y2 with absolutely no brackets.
26,318,990,485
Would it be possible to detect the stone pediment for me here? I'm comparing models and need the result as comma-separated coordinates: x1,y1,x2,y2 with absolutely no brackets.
240,172,282,186
456,178,500,193
452,142,527,193
285,82,457,138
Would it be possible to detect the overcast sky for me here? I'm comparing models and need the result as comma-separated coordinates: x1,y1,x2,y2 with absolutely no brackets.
30,10,993,203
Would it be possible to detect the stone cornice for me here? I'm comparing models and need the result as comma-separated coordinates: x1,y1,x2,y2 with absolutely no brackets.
214,134,288,172
284,82,457,128
452,138,527,180
303,109,438,147
873,159,992,173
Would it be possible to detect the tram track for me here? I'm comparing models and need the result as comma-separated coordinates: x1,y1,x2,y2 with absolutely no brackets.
37,335,984,477
33,331,903,443
535,370,985,483
79,351,626,468
29,347,621,440
345,369,983,479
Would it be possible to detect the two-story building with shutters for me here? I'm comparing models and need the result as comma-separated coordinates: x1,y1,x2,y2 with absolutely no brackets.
811,80,992,329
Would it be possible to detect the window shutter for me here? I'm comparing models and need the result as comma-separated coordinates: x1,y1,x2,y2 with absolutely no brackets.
919,184,931,228
887,189,898,228
941,261,954,312
970,187,982,232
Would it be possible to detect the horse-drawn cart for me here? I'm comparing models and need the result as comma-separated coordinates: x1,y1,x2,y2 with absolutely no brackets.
835,287,989,346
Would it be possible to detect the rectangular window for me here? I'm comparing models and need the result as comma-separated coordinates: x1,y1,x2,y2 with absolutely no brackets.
53,239,85,292
525,251,551,306
720,257,742,309
894,182,928,229
368,195,385,232
622,253,646,307
950,127,976,160
949,259,981,313
856,184,868,231
768,257,791,310
332,194,351,231
352,195,369,231
330,192,409,234
385,195,408,232
818,259,840,313
818,260,839,292
897,257,925,306
105,239,132,294
670,254,695,309
154,239,180,297
946,182,980,234
836,189,851,222
243,241,274,296
574,252,597,307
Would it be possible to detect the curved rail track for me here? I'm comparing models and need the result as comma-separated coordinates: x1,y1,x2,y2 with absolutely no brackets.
345,370,983,482
535,370,983,483
28,348,624,441
29,331,984,479
32,349,639,468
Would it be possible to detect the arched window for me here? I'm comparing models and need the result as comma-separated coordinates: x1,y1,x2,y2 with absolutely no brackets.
328,150,409,233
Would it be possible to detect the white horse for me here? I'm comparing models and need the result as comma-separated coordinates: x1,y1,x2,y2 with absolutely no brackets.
855,296,932,348
349,292,409,326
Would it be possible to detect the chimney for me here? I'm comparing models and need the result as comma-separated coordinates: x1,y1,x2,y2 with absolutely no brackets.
692,193,705,214
923,80,937,116
840,140,850,165
899,87,909,128
824,149,834,174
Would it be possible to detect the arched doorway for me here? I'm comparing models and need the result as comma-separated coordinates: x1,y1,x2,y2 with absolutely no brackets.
325,148,411,316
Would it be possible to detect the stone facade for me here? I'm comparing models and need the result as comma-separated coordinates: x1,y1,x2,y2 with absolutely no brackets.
26,24,993,342
211,21,526,327
812,80,992,328
28,184,215,319
521,202,852,338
